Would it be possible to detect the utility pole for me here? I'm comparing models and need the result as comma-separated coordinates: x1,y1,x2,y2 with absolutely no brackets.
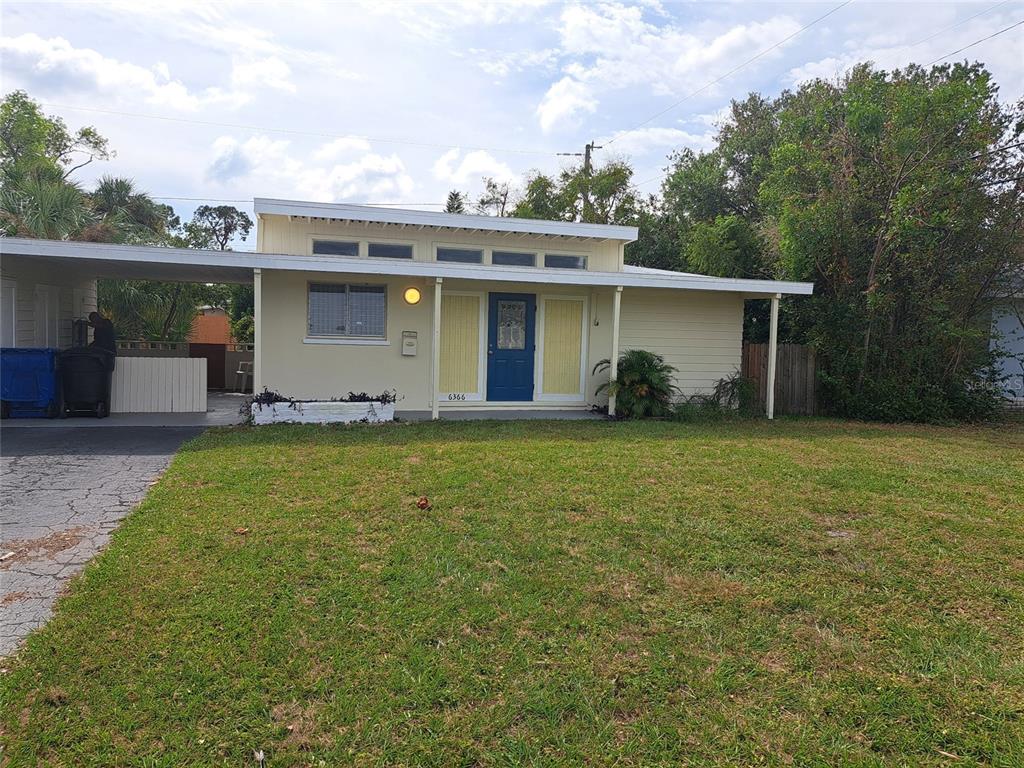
558,140,602,222
582,140,602,222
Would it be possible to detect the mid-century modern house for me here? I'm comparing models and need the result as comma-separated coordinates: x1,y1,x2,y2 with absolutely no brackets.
1,198,815,419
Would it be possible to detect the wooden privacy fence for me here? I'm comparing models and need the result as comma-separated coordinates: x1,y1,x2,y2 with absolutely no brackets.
742,342,818,416
110,358,207,413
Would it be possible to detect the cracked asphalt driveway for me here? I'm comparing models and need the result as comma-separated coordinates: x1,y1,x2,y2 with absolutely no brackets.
1,426,201,657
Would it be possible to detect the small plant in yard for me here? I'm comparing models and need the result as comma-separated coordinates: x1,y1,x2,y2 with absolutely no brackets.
674,373,759,422
593,349,678,418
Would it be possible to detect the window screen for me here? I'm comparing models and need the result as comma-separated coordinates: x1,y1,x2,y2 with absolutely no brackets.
492,251,536,267
368,242,413,259
312,240,359,256
544,254,587,269
437,247,483,264
308,283,386,338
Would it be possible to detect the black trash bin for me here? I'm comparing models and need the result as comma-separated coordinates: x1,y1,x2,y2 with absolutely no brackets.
60,347,115,418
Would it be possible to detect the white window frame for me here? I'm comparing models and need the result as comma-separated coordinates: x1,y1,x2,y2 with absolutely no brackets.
438,290,487,403
303,280,389,346
535,294,589,403
1,279,16,348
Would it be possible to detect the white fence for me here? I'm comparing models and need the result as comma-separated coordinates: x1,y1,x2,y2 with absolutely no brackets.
111,358,207,413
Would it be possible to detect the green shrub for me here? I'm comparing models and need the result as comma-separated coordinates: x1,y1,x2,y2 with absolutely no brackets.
673,373,759,422
593,349,678,419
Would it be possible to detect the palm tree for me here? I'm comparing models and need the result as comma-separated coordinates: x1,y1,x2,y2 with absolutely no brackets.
89,175,168,243
0,170,94,240
593,349,679,418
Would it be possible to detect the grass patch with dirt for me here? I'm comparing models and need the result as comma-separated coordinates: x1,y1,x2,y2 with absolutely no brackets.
2,418,1023,766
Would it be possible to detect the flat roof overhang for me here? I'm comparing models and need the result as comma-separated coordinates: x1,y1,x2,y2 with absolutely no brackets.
0,237,814,296
1,239,255,283
254,198,640,243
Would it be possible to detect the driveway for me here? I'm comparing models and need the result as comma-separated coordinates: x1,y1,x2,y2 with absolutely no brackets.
0,426,201,657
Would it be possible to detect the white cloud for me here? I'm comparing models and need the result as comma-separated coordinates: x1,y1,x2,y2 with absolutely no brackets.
472,47,559,78
206,134,415,202
787,11,1024,95
606,127,716,156
363,0,552,41
0,33,297,110
230,56,296,93
533,4,804,131
536,76,597,133
313,137,373,162
432,148,516,185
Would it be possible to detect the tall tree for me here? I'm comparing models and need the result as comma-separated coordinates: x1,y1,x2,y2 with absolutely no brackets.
180,204,253,250
0,90,110,181
760,63,1023,420
444,190,467,213
170,204,256,341
475,178,514,217
510,160,639,225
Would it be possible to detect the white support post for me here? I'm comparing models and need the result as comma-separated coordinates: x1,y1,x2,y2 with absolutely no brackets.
766,292,780,420
430,277,443,420
608,286,623,416
253,268,262,394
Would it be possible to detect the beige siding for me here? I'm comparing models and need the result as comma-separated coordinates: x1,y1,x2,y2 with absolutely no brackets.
439,294,480,395
259,271,743,410
258,215,624,272
0,255,97,348
260,270,435,410
542,298,584,395
618,288,744,397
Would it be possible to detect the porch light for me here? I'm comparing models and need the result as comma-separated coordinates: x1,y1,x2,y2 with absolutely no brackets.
403,286,422,305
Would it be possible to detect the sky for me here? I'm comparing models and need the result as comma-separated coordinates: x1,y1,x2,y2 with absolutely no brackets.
2,0,1022,248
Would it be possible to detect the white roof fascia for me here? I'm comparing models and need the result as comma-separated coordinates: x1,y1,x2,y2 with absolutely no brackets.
0,237,813,295
254,198,639,243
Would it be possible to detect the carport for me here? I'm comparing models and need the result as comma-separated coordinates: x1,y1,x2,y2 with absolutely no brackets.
1,237,259,419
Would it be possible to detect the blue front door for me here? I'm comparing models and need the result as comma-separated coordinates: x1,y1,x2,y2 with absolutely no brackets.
487,293,536,402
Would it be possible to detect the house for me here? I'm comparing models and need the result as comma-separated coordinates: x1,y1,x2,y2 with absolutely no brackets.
189,306,233,345
991,298,1024,406
0,199,814,418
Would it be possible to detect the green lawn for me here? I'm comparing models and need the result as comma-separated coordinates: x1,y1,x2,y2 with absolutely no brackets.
2,419,1023,766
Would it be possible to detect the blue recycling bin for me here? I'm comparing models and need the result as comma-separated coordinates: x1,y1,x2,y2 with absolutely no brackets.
1,348,62,418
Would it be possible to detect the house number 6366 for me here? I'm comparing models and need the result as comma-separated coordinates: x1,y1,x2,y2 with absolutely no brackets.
447,393,468,401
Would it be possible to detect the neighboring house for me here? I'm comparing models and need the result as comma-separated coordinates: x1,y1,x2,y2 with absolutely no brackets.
991,299,1024,405
0,199,813,417
190,306,232,345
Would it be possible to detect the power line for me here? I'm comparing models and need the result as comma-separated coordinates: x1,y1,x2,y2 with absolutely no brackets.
906,0,1011,48
628,11,1023,193
926,19,1024,65
604,0,855,146
39,102,556,157
151,196,446,205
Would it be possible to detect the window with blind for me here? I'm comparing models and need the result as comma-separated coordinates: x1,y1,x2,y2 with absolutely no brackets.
308,283,386,338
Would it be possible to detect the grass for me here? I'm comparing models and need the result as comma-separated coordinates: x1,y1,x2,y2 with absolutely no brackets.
2,418,1023,767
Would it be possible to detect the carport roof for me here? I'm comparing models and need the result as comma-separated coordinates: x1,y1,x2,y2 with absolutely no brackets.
0,237,813,296
1,237,256,283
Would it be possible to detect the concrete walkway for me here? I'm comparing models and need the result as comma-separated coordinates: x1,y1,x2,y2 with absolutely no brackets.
0,426,201,657
0,391,248,429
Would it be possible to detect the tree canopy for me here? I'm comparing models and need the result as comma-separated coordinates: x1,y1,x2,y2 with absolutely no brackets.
0,91,255,342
